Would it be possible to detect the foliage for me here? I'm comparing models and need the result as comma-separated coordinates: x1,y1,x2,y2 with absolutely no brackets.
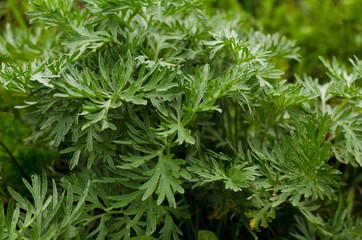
0,0,361,239
0,112,59,200
292,208,362,240
0,0,61,201
0,50,59,201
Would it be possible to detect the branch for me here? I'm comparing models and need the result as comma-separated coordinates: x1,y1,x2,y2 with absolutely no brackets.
0,141,29,182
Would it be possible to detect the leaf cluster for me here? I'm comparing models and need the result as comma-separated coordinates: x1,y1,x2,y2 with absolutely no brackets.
0,0,361,239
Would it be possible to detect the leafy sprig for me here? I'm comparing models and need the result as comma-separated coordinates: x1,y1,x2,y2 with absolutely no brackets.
0,0,360,239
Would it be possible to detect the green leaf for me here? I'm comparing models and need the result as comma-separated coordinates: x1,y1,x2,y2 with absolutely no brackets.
198,230,219,240
129,236,159,240
70,150,81,170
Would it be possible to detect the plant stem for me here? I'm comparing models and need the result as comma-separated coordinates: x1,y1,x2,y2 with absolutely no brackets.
0,141,29,181
7,0,27,30
235,100,239,147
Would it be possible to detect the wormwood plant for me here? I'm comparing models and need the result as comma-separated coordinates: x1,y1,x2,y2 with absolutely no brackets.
0,0,361,239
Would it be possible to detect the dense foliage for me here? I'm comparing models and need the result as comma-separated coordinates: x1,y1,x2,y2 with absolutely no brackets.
0,0,361,239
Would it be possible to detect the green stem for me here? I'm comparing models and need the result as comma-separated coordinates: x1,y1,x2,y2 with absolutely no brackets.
190,112,200,132
334,98,350,117
7,0,27,30
226,104,233,143
234,101,239,147
0,141,29,181
216,219,223,238
261,103,284,141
